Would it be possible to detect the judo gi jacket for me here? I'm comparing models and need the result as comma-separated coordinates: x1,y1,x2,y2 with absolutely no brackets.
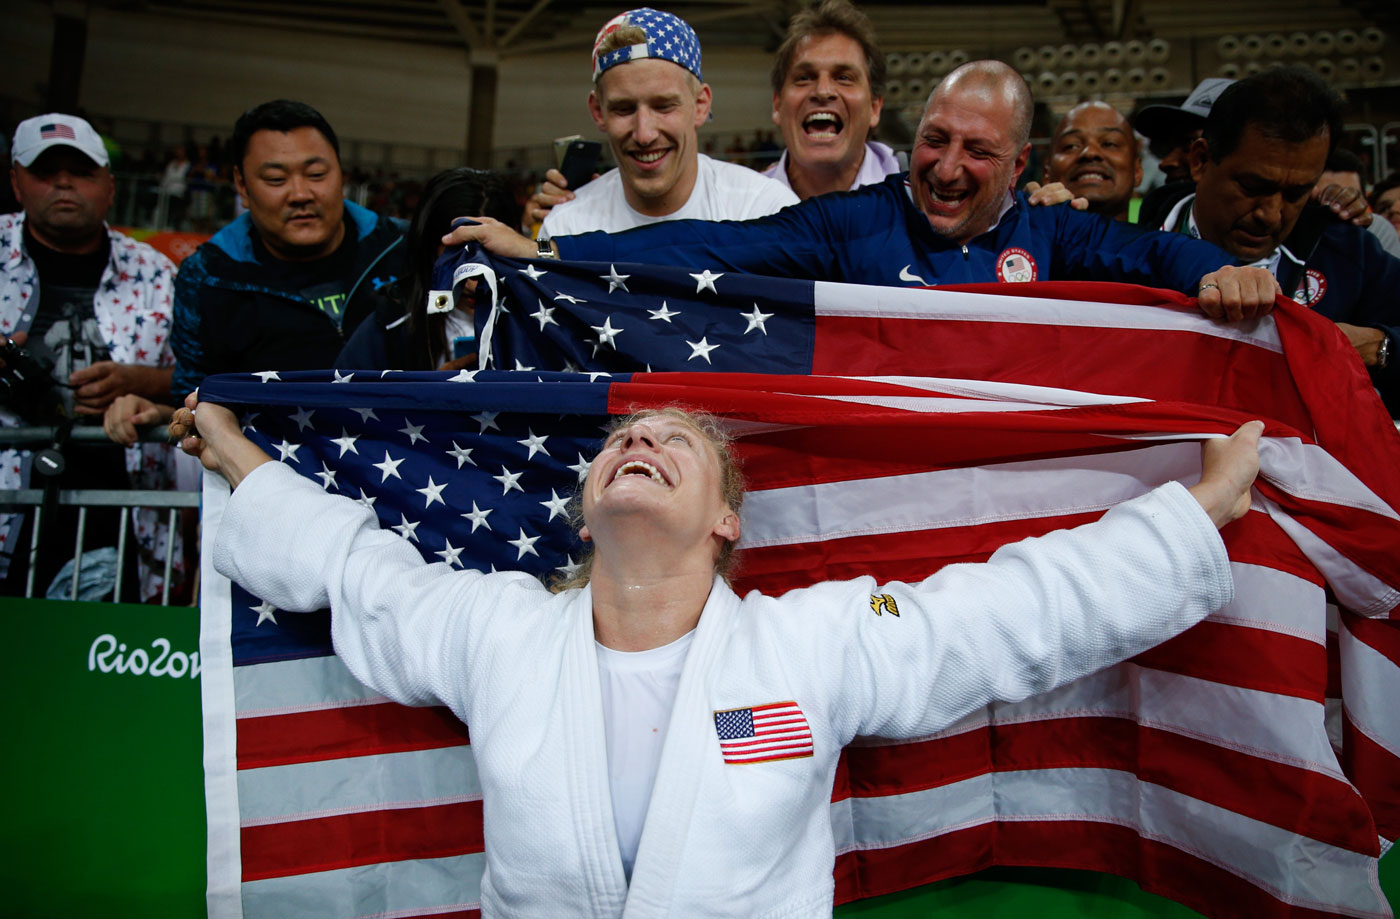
553,172,1234,295
215,461,1233,918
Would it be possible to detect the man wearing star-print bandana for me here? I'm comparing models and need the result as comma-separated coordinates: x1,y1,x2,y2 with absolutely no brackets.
537,7,797,239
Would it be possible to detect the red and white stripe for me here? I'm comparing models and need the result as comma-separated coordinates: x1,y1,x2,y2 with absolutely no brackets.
203,281,1400,919
718,701,815,764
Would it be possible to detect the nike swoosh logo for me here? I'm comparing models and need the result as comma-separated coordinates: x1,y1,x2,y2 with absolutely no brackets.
899,265,930,285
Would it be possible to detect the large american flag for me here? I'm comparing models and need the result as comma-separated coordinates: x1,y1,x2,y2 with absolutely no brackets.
200,258,1400,919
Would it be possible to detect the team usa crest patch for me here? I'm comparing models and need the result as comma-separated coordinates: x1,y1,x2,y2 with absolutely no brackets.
713,701,815,764
1293,269,1327,307
870,593,900,617
996,247,1038,283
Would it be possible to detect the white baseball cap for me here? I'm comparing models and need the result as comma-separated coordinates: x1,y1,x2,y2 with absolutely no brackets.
11,113,110,168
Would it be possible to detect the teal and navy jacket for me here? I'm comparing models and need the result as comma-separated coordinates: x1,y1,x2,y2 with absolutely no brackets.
171,201,403,398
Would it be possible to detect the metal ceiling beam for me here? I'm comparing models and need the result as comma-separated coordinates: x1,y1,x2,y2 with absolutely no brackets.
498,0,552,48
438,0,486,49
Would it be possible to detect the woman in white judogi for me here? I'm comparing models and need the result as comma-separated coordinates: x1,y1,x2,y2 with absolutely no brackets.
179,400,1261,919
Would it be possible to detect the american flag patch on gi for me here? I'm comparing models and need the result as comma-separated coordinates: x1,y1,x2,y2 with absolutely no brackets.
713,701,814,764
40,123,77,140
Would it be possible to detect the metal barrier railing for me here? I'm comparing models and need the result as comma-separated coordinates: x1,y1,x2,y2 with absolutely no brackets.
0,488,199,604
1,424,196,605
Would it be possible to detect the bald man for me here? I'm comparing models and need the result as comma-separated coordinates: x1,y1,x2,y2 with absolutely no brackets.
453,61,1279,321
1043,102,1142,222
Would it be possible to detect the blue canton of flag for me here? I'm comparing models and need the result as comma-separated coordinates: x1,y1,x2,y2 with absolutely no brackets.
203,369,622,667
437,246,816,375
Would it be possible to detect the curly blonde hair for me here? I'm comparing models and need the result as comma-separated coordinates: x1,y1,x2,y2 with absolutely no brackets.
551,407,745,592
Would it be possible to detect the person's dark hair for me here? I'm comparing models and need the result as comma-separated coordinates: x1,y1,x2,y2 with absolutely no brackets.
1371,171,1400,210
1324,147,1362,177
230,99,340,172
1201,65,1343,163
769,0,885,100
399,168,523,369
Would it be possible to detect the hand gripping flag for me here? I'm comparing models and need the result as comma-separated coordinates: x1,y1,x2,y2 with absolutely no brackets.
202,261,1400,919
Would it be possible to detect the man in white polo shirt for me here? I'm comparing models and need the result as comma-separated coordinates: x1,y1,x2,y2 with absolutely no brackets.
538,7,797,240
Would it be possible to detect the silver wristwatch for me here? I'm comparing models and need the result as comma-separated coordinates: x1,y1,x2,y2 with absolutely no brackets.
536,237,558,259
1377,335,1391,369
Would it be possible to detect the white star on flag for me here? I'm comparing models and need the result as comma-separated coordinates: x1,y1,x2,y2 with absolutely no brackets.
514,359,536,371
474,411,500,432
587,372,612,382
742,303,773,335
353,407,379,423
446,441,475,468
290,407,316,431
315,462,338,491
648,301,679,322
355,488,376,510
416,476,448,507
373,451,405,482
493,465,524,494
461,501,493,532
398,421,427,445
602,264,630,293
252,600,278,626
274,440,302,463
591,316,623,349
507,527,541,560
555,556,582,579
333,370,354,383
554,292,586,304
690,269,724,294
540,489,571,521
436,539,465,568
517,429,551,460
448,368,478,382
392,514,420,542
685,337,720,363
569,453,592,481
330,429,360,457
254,371,280,382
531,301,558,330
520,263,546,280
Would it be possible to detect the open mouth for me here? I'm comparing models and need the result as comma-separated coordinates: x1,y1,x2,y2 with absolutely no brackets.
924,183,971,215
628,148,670,168
1070,169,1112,185
803,112,844,139
610,459,670,487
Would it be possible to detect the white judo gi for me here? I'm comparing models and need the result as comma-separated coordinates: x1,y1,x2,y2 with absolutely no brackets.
215,461,1233,919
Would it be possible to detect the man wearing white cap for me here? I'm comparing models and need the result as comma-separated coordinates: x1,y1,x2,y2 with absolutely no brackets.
537,7,797,240
0,112,181,599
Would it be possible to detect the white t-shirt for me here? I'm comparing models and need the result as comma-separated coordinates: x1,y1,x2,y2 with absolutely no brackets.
595,629,694,880
541,153,798,237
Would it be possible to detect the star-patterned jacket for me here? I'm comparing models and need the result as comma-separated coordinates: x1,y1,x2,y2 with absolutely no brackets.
0,212,180,593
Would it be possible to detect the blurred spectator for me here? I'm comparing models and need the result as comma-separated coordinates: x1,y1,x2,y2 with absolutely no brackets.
1134,78,1234,185
337,168,521,371
158,144,190,228
534,8,796,236
764,0,899,199
1145,66,1400,415
1372,173,1400,235
1042,102,1141,222
187,142,218,231
1317,148,1400,258
1,112,183,600
170,99,405,399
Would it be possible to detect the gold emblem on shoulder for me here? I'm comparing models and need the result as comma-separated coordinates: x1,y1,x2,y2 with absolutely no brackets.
869,593,899,617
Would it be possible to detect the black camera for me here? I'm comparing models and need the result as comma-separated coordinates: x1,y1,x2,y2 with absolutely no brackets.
0,338,65,425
